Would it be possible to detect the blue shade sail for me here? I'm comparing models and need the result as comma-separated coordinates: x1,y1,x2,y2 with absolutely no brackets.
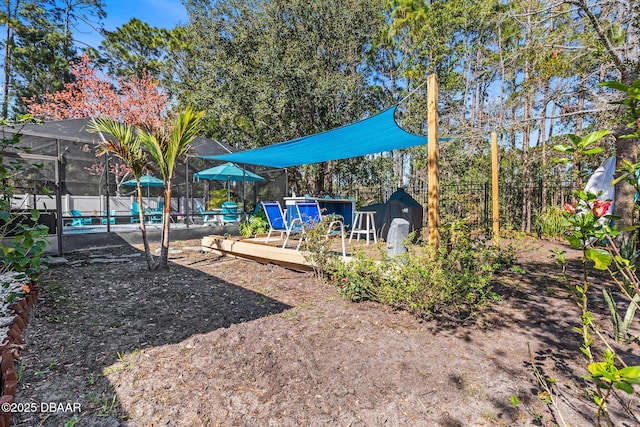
199,106,427,168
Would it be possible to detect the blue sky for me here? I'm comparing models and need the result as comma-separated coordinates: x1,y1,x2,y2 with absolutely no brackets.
103,0,187,29
78,0,188,50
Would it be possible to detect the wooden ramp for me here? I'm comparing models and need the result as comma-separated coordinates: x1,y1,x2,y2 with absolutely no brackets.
201,235,317,271
201,234,378,271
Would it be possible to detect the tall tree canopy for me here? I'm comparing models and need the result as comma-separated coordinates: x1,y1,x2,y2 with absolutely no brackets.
180,0,385,149
11,1,73,112
91,18,182,80
87,17,189,100
181,0,388,193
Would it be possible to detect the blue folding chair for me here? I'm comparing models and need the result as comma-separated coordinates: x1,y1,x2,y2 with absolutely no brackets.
262,201,301,244
287,200,346,256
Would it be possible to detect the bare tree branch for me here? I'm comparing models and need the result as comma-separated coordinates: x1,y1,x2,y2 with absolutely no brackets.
565,0,626,76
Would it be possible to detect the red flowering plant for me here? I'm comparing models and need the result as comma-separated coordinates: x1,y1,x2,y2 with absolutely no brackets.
549,82,640,426
557,188,640,425
562,202,576,214
562,190,617,252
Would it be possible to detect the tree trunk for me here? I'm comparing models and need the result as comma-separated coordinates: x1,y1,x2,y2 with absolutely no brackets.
315,163,326,195
159,184,172,269
469,49,478,131
540,78,551,204
324,161,333,195
614,135,638,234
521,100,531,233
394,152,399,188
521,34,532,232
497,15,506,129
137,184,157,271
509,76,517,151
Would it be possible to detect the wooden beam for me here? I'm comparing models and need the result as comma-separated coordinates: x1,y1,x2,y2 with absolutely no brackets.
491,132,500,241
202,235,314,271
427,74,440,247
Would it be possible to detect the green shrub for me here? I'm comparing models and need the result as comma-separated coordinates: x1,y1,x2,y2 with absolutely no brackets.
238,210,269,237
534,205,569,238
324,221,501,318
299,216,343,278
207,188,232,210
330,253,380,302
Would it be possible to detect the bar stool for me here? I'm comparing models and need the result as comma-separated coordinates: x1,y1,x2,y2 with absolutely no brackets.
349,211,377,244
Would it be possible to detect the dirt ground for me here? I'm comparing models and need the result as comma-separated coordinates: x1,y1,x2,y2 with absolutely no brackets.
7,237,640,426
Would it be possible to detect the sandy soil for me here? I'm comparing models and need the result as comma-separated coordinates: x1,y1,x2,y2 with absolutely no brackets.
7,237,640,426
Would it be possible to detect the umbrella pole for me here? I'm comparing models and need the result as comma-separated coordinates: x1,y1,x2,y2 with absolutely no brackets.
242,164,247,215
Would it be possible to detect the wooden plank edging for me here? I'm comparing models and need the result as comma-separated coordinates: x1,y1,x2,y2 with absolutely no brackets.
0,283,39,427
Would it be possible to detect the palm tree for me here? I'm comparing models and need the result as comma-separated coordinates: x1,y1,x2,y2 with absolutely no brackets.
89,118,158,271
138,106,204,269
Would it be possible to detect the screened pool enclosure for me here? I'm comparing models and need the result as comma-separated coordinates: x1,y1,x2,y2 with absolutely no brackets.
1,119,287,253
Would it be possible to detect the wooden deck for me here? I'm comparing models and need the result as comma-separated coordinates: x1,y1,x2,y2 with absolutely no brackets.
201,234,381,271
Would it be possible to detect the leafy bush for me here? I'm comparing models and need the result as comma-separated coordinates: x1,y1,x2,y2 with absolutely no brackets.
330,253,379,302
299,216,343,278
238,209,269,237
207,188,232,209
324,221,501,318
534,205,569,238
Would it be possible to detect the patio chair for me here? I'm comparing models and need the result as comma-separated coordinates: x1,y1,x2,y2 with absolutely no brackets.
101,209,116,225
195,200,221,225
262,201,300,244
221,201,240,225
247,203,262,218
68,209,92,226
131,202,141,224
285,200,346,256
147,201,163,223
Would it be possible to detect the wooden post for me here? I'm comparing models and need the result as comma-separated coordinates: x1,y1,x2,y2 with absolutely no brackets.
427,74,440,247
491,132,500,242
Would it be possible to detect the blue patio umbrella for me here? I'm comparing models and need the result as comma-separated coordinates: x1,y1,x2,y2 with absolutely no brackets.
194,162,264,201
122,174,164,199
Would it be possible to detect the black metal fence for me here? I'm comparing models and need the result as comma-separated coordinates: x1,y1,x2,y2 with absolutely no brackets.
347,180,578,233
